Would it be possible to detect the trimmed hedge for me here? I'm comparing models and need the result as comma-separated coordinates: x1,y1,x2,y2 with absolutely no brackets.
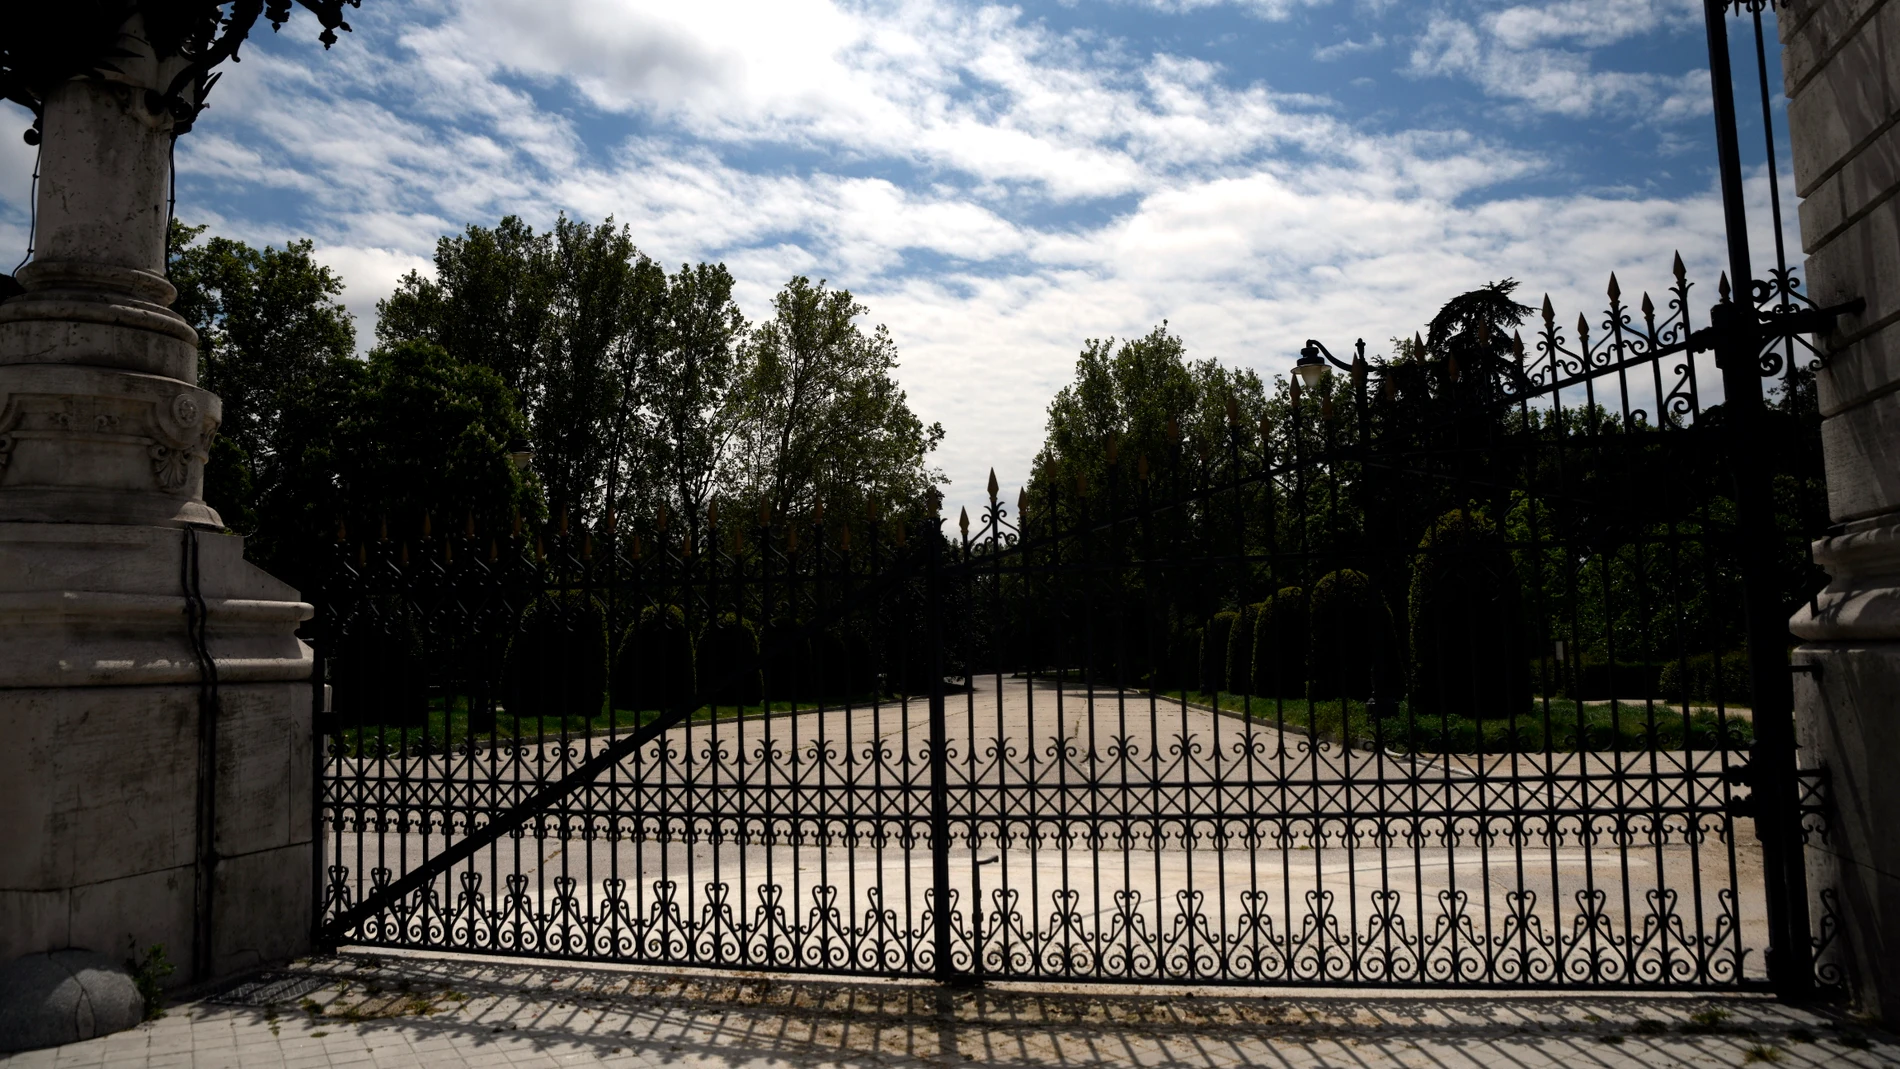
1201,611,1238,694
698,613,763,706
1308,570,1387,701
612,604,695,713
1659,651,1753,705
1225,602,1264,695
1408,511,1530,718
1250,586,1308,699
502,593,608,719
330,597,429,727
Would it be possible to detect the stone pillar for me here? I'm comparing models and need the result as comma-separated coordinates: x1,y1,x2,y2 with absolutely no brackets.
1782,0,1900,1025
0,12,313,1014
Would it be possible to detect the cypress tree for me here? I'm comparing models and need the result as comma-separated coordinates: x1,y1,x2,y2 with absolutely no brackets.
1250,586,1308,699
612,604,695,713
699,612,763,706
1307,570,1386,701
1201,611,1238,694
503,592,608,720
1409,509,1531,718
1226,602,1265,695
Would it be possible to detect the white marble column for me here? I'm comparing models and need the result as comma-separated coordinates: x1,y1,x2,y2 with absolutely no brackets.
0,12,315,1019
1782,0,1900,1026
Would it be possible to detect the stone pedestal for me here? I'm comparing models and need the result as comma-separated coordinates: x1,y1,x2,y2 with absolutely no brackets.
0,11,314,1021
1782,0,1900,1025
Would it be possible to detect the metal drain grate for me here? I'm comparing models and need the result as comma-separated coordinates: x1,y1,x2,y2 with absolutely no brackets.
204,972,329,1008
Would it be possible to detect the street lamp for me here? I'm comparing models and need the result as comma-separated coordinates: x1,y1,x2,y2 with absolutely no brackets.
1294,338,1362,390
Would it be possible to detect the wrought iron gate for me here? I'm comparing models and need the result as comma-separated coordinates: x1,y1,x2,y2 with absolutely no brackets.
312,1,1847,993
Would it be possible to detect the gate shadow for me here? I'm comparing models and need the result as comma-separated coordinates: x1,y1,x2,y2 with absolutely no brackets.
196,951,1893,1069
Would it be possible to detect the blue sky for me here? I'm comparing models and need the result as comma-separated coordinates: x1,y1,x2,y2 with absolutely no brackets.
0,0,1795,515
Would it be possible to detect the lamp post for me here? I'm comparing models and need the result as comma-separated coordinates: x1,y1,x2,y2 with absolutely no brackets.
1290,338,1395,722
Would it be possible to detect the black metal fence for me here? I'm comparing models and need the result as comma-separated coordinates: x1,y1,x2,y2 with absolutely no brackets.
312,1,1846,992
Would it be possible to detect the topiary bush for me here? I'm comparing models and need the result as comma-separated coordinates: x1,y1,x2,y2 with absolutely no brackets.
329,596,430,727
1250,586,1308,699
1408,510,1530,719
612,604,695,713
761,616,809,701
1308,570,1390,702
1201,611,1238,694
503,593,608,720
698,612,763,706
1658,650,1753,705
1226,602,1264,695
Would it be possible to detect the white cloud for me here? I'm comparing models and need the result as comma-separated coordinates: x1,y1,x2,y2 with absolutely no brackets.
1407,1,1707,120
0,0,1773,521
1314,34,1385,62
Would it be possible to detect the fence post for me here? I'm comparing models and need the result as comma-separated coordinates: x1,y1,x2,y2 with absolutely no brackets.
1703,0,1813,999
926,510,957,982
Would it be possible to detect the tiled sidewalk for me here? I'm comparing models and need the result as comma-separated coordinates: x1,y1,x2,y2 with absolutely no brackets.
4,952,1896,1068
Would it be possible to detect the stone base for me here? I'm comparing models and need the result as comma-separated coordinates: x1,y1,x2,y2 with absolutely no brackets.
0,522,313,987
0,949,143,1053
1793,641,1900,1026
0,681,315,983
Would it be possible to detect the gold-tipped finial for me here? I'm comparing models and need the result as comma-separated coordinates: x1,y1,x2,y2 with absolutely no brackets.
1607,272,1621,301
1542,295,1555,325
1673,251,1687,284
839,525,851,552
1718,272,1732,302
958,507,970,535
336,519,348,543
465,510,476,537
1511,331,1524,357
1224,396,1238,424
656,504,669,532
422,513,433,537
988,468,999,500
1446,356,1459,383
1320,396,1335,420
708,500,719,527
1138,454,1150,481
1166,417,1180,440
1105,435,1120,464
1017,487,1027,515
1576,312,1590,342
558,508,568,536
1641,291,1655,317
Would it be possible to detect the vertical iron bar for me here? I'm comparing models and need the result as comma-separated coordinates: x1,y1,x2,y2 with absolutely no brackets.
927,514,956,982
1704,0,1813,998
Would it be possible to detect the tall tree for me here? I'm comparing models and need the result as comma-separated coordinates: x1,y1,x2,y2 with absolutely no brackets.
376,216,556,397
167,220,355,536
734,277,944,523
534,216,661,523
638,262,747,545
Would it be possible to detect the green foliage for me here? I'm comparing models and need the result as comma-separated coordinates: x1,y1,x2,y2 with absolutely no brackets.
1201,611,1237,693
167,219,354,558
613,604,695,713
1250,586,1308,699
1192,693,1752,754
699,613,763,706
124,941,174,1021
1658,651,1754,706
1409,509,1532,718
503,594,608,720
734,276,945,525
376,215,556,397
1308,570,1387,701
168,220,356,476
1225,602,1263,695
334,339,536,546
330,597,429,727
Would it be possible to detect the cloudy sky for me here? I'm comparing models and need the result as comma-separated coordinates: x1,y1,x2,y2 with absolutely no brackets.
0,0,1792,516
